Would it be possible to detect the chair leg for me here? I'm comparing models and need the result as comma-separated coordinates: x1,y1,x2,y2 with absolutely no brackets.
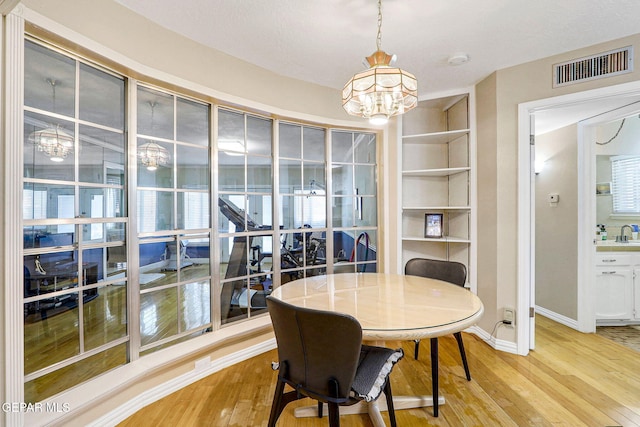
384,379,397,427
454,332,471,381
430,337,439,417
414,339,420,359
267,379,286,427
317,401,323,418
327,402,340,427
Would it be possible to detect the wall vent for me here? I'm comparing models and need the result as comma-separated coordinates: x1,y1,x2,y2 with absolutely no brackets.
553,46,633,88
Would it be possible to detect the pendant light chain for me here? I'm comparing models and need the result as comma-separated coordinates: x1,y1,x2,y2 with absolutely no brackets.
376,0,383,52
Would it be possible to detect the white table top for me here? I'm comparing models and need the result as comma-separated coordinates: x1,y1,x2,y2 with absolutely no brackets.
270,272,484,341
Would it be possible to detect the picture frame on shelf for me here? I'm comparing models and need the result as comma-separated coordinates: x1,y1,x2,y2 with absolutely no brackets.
424,213,443,238
596,182,611,195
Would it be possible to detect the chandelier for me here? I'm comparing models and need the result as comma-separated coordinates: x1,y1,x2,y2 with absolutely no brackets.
29,124,74,162
342,0,417,125
138,141,170,171
138,101,171,171
29,79,74,162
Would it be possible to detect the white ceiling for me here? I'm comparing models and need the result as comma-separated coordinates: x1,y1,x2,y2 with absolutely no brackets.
115,0,640,97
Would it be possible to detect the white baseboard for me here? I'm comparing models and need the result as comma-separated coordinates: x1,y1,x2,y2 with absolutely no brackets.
467,325,518,354
88,338,276,427
535,306,578,329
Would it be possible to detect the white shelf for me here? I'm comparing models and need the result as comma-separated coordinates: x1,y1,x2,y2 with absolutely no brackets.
402,236,471,243
402,206,471,211
402,167,470,177
402,129,469,144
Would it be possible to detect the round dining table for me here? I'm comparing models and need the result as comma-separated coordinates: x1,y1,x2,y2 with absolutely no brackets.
269,272,484,426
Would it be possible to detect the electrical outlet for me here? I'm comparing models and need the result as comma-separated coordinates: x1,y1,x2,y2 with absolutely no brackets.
503,307,515,327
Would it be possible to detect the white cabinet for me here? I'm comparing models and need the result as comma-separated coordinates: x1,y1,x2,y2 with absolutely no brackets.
595,253,638,321
400,93,474,287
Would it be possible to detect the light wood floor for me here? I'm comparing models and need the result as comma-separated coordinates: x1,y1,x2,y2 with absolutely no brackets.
118,316,640,426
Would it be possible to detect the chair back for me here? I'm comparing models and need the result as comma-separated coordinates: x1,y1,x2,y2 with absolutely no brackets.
405,258,466,287
266,296,362,402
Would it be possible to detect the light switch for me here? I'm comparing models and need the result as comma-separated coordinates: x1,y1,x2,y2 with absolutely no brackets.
548,193,559,203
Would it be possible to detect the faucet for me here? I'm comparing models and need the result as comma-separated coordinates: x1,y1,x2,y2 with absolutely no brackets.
617,225,633,243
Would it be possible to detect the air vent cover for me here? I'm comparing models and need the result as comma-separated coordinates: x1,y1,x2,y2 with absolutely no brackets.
553,46,633,88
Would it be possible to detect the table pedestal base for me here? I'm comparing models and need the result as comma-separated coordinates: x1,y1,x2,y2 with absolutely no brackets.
293,395,446,427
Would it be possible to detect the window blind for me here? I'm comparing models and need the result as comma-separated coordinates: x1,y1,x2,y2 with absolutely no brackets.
611,156,640,214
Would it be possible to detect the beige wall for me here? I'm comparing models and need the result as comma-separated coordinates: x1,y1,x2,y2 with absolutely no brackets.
477,33,640,342
475,73,499,334
535,125,578,320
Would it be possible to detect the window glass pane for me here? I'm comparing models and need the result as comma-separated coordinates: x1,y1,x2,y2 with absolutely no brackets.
355,164,376,196
106,244,127,281
303,228,326,268
24,251,78,297
279,195,294,230
220,279,248,324
25,344,126,403
23,182,75,220
303,127,325,162
247,155,272,193
84,283,127,351
137,87,174,140
247,194,272,230
181,235,210,280
24,112,75,181
304,162,325,192
180,281,211,331
218,109,245,154
80,187,125,222
247,115,272,156
140,287,178,346
354,133,376,164
78,125,125,184
302,195,326,228
219,195,246,233
220,236,248,280
137,138,174,188
177,98,209,146
279,123,301,158
24,292,80,374
353,230,376,263
24,40,76,117
178,191,210,230
79,63,124,129
332,164,353,195
139,239,171,290
251,235,273,280
279,159,301,194
334,230,355,264
106,222,126,243
218,151,245,192
331,131,353,162
82,248,106,287
356,196,378,227
333,196,354,228
137,190,174,232
177,145,209,189
611,156,640,214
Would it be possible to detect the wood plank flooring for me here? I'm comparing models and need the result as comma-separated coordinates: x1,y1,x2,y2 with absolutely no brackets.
118,316,640,426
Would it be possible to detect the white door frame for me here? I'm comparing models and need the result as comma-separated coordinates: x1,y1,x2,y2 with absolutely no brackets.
517,80,640,355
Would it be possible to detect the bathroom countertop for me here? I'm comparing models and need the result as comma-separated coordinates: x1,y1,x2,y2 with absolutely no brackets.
596,240,640,251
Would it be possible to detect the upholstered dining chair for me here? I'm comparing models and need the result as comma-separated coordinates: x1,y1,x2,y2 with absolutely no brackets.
266,296,404,427
405,257,471,417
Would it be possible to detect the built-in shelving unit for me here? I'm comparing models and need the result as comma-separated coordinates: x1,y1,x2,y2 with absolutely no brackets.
400,93,475,288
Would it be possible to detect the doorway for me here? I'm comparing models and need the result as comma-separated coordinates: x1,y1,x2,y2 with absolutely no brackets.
517,80,640,354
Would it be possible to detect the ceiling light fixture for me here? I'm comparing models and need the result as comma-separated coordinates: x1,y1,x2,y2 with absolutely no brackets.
342,0,417,125
29,79,74,162
138,101,171,171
